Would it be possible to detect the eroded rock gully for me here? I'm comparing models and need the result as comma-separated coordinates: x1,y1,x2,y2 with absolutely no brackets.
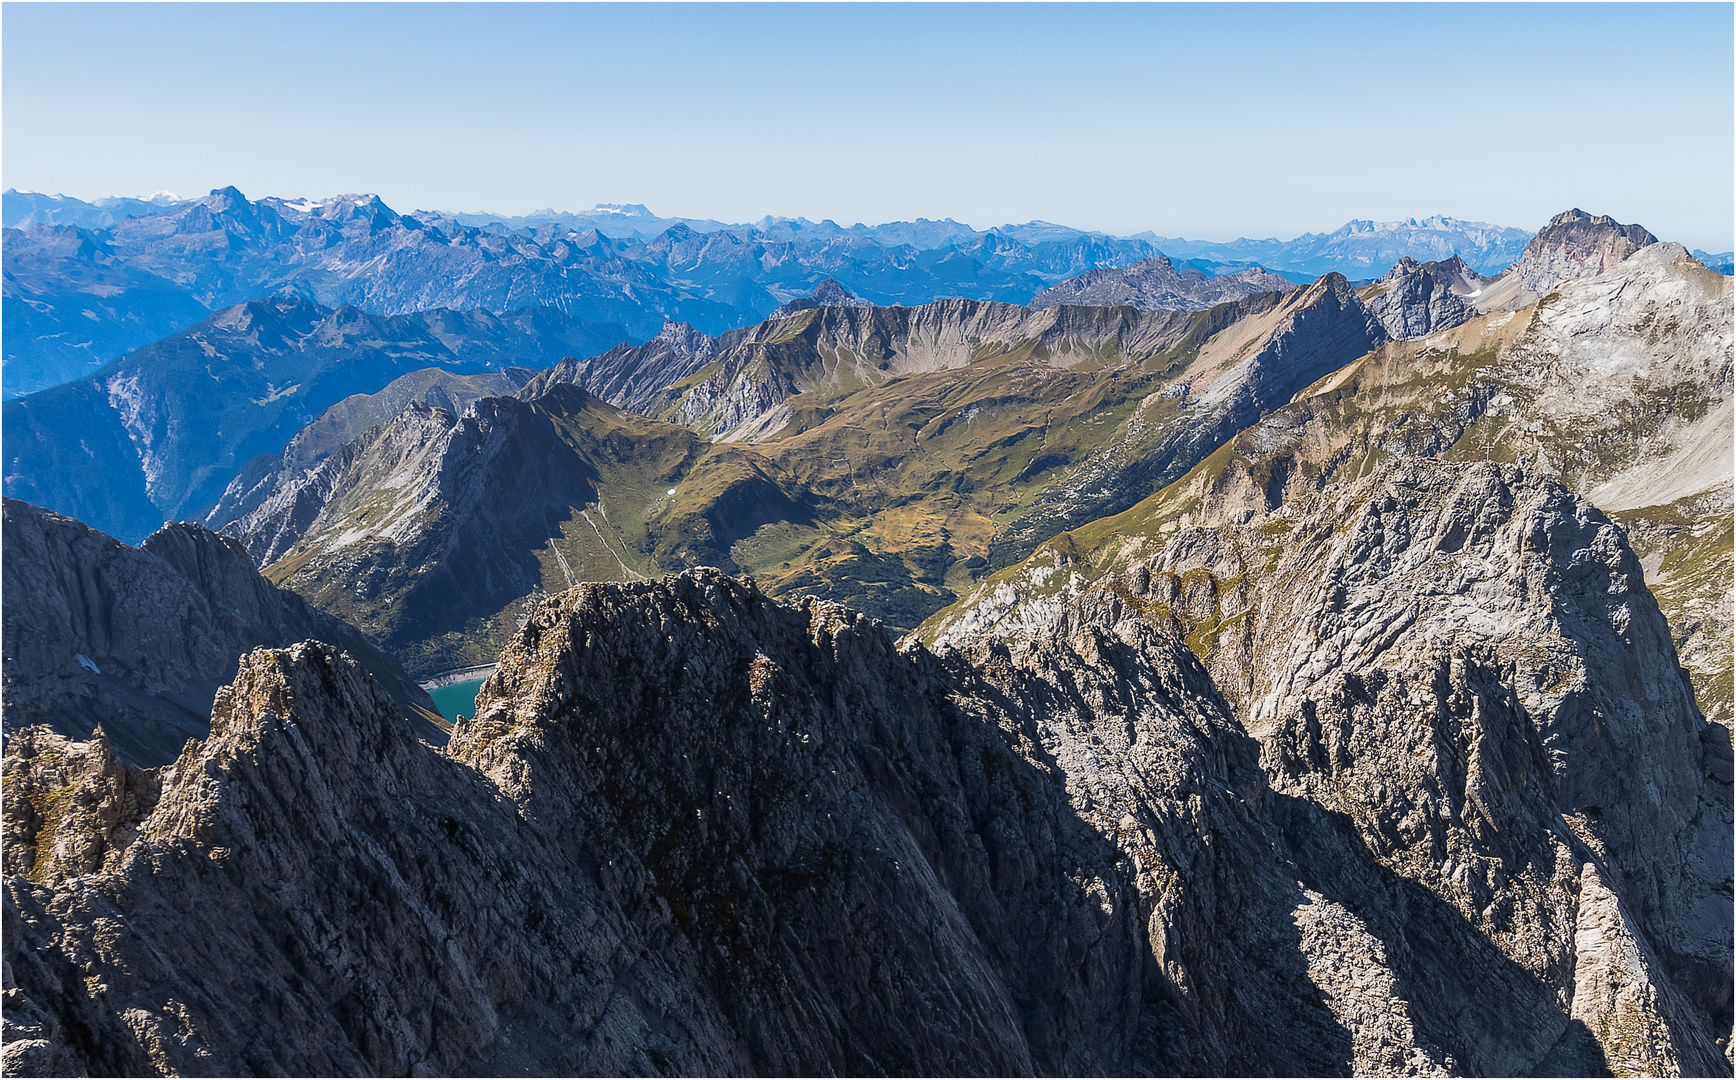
4,472,1730,1077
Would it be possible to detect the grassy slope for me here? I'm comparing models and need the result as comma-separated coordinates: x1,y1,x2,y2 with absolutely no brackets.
919,302,1734,727
1615,496,1735,730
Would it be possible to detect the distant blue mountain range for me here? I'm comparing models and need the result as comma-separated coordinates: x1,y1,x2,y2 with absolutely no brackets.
5,187,1726,402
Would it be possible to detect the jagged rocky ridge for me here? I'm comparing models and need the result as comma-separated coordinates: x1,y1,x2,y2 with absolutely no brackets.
1029,254,1294,311
935,237,1732,718
6,207,1729,1076
1362,255,1482,340
0,498,441,766
4,189,1544,402
6,458,1729,1075
218,277,1409,670
0,187,1174,399
516,318,735,415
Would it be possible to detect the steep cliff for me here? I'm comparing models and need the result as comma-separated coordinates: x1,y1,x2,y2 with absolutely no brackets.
0,499,440,765
1513,209,1657,294
1361,255,1482,340
929,460,1731,1073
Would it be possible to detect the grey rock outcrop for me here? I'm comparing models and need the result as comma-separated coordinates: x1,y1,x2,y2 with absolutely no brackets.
0,498,439,764
1364,255,1481,339
8,478,1728,1075
933,458,1732,1074
958,239,1732,743
651,296,1209,440
1031,254,1294,312
517,319,727,412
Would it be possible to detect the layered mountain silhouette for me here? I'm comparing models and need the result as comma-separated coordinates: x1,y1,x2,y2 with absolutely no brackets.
6,187,1598,401
3,297,626,544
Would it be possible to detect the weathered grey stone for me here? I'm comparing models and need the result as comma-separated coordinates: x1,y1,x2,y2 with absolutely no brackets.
1,498,440,765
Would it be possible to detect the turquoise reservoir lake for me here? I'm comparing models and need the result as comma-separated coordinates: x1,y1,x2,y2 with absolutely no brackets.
428,678,486,722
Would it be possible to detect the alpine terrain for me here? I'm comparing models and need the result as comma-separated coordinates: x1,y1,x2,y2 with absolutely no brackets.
2,202,1730,1078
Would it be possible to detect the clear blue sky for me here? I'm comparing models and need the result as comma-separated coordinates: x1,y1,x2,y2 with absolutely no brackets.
5,3,1732,249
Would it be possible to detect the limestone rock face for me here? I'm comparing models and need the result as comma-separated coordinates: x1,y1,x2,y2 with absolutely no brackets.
1364,255,1481,339
5,576,1338,1076
1514,208,1657,293
6,529,1727,1075
951,240,1731,753
1,725,158,887
0,498,437,764
1218,463,1729,1074
935,459,1731,1073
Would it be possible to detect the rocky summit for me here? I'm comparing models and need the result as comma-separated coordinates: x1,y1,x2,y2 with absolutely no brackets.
0,498,442,765
1514,209,1658,293
1029,253,1294,311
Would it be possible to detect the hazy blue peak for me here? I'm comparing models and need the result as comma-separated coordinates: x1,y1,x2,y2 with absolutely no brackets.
2,188,195,229
1691,248,1735,275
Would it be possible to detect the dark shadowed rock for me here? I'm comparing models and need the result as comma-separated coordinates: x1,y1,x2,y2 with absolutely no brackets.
0,498,440,764
933,458,1732,1074
5,573,1344,1075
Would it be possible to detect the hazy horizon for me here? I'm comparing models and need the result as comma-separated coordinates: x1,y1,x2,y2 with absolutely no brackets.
5,3,1732,250
3,184,1621,247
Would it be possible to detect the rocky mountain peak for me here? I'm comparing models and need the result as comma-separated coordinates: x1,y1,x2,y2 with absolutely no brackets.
1366,253,1481,339
1514,207,1657,292
650,319,717,358
8,535,1730,1074
1031,253,1291,313
770,277,871,318
655,221,698,243
809,277,861,305
201,185,250,210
